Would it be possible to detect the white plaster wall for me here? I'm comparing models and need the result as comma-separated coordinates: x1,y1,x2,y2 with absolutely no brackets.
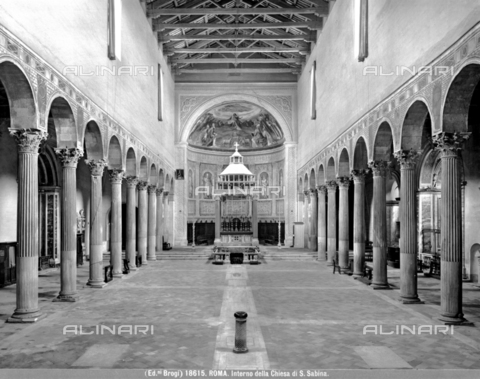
0,0,176,167
297,0,480,168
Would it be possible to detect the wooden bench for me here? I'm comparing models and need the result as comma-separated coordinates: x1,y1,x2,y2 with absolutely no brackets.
163,242,172,251
364,264,373,280
123,259,130,274
104,265,113,283
135,255,143,267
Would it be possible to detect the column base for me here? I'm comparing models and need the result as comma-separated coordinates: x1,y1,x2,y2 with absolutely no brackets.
214,238,221,245
233,346,249,354
352,272,363,278
147,257,157,261
53,293,79,302
438,315,474,326
129,266,139,271
372,283,391,290
7,311,45,323
252,238,259,245
398,297,424,305
86,280,107,288
113,272,125,279
284,236,293,247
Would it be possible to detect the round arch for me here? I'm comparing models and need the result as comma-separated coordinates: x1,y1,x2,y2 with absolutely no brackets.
180,94,294,144
0,59,37,130
108,135,123,169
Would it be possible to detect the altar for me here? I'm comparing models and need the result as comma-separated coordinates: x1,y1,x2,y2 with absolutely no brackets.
214,144,259,246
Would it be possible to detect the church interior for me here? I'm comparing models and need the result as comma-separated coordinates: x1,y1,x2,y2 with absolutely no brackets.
1,0,480,376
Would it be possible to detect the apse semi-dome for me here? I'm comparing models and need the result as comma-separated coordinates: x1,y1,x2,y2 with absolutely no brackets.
187,101,285,150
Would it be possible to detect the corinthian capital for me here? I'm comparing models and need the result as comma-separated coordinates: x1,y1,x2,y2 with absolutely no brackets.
326,180,338,192
394,149,419,170
336,176,351,189
137,181,149,191
86,159,108,177
368,160,390,178
317,185,328,195
156,187,164,196
351,169,369,183
433,132,471,158
55,147,84,168
125,176,139,188
148,185,157,194
9,129,47,154
109,169,125,184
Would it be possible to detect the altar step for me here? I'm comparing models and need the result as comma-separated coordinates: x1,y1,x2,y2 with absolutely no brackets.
260,249,318,261
156,248,212,260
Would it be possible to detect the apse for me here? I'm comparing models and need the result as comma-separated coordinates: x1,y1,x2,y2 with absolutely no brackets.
187,101,284,150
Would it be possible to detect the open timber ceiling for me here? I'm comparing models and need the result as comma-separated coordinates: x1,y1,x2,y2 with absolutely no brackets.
147,0,330,82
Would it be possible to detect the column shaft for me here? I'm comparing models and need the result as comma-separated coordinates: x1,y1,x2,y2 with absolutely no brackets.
8,130,47,322
352,170,367,278
395,151,422,303
309,189,318,251
369,161,389,289
163,192,169,243
303,191,309,248
125,177,139,270
147,185,157,260
337,177,350,271
434,132,470,324
156,188,164,251
137,181,148,265
55,148,83,301
109,170,124,278
317,186,327,261
252,197,259,245
87,159,108,288
215,196,221,243
326,181,337,266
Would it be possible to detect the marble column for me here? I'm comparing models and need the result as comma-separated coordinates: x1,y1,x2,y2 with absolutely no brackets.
86,159,108,288
326,180,338,266
303,190,309,248
309,189,318,251
7,129,47,323
317,185,327,261
351,170,368,278
395,150,423,303
163,191,169,243
137,181,148,265
125,176,139,271
337,177,350,272
109,169,124,278
433,132,470,324
214,195,221,244
55,147,83,301
156,188,164,251
368,161,389,289
252,196,259,245
147,185,157,261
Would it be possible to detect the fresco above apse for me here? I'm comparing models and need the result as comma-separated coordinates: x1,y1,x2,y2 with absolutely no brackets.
187,101,284,150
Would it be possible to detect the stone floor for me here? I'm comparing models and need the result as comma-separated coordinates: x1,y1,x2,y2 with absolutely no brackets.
1,251,480,376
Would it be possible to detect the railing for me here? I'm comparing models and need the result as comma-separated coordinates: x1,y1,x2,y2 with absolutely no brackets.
0,242,16,287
